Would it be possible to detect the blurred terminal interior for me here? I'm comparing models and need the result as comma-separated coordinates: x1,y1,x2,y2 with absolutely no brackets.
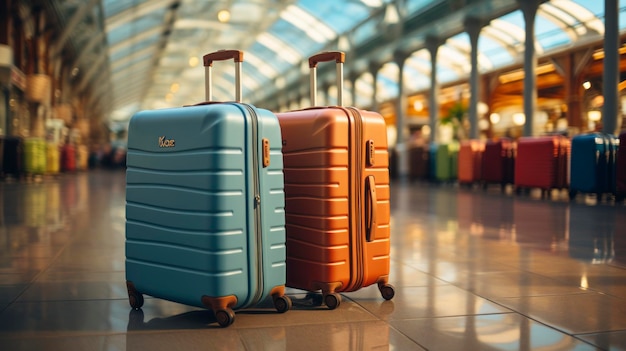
1,1,626,350
0,0,625,173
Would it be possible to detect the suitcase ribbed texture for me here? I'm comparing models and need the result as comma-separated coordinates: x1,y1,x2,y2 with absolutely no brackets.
481,138,515,185
458,140,484,184
515,136,569,191
616,132,626,200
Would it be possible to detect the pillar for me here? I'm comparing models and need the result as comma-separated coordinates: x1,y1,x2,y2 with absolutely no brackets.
426,36,441,143
603,0,619,135
466,17,486,139
519,0,541,136
369,61,382,111
394,50,410,179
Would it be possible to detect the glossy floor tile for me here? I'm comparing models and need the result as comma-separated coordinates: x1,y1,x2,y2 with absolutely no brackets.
1,170,625,350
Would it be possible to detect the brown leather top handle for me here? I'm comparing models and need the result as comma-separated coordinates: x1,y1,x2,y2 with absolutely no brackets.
308,51,345,68
203,49,244,67
308,51,345,106
202,50,244,102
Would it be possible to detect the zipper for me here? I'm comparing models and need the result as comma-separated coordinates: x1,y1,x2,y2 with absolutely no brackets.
241,103,264,306
346,107,365,291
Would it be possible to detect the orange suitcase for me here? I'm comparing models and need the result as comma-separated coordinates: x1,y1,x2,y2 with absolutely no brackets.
276,52,394,309
457,139,484,186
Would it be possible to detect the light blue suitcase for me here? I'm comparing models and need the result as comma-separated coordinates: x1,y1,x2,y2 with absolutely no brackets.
125,50,291,327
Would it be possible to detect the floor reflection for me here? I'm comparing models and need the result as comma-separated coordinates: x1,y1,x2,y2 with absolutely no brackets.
0,172,625,350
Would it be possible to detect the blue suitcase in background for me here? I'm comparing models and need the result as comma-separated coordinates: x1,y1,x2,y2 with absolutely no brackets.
125,50,291,327
569,132,618,201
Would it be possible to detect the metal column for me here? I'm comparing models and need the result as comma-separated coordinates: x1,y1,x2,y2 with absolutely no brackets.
395,51,409,179
519,0,540,137
427,37,441,143
466,18,484,140
603,0,619,135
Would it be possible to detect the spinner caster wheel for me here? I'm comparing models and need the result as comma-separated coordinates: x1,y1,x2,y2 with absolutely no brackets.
273,295,292,313
324,293,342,310
128,290,144,309
379,284,395,300
215,308,236,327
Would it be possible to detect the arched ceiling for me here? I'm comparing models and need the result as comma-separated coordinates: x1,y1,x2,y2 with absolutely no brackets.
44,0,624,133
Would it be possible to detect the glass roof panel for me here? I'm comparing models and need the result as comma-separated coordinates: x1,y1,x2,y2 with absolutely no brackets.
108,34,160,63
102,0,148,18
248,42,292,74
268,18,323,55
352,19,379,46
535,15,572,50
406,0,438,14
477,36,515,68
297,0,372,34
106,13,165,48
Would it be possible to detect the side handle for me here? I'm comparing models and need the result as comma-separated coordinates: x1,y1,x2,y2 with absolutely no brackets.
202,50,244,103
365,175,377,242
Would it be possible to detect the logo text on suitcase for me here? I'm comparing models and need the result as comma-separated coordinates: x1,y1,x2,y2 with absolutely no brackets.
158,136,175,148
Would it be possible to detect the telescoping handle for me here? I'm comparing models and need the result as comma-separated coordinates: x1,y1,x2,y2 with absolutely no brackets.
203,49,244,103
308,51,345,107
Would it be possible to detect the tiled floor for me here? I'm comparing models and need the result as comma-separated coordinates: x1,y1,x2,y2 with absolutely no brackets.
0,170,625,350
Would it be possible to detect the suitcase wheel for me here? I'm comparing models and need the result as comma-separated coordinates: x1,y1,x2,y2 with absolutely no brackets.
323,293,341,310
568,190,577,201
129,292,144,310
273,295,292,313
215,308,235,327
126,282,144,310
379,284,395,301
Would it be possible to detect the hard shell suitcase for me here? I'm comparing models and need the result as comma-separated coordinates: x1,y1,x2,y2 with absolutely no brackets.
125,50,291,327
276,52,394,309
46,142,60,175
429,142,459,182
616,131,626,202
569,133,618,200
61,144,77,172
1,136,23,179
77,144,89,171
514,135,570,197
481,137,515,190
408,144,429,181
458,139,484,185
23,137,46,176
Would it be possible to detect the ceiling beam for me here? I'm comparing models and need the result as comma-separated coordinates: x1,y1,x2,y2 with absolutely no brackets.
49,0,100,60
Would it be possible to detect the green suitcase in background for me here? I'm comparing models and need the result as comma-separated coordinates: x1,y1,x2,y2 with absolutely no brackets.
24,137,46,175
431,142,459,182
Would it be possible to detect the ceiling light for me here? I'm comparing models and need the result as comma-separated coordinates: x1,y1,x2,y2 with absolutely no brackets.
188,56,199,67
588,110,601,121
513,113,525,126
217,10,230,23
170,83,180,93
582,81,591,90
489,113,500,124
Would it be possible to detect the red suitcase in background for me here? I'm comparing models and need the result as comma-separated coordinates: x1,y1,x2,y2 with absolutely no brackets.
458,140,484,186
514,135,570,197
62,144,77,172
616,131,626,202
276,52,394,309
481,138,515,191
